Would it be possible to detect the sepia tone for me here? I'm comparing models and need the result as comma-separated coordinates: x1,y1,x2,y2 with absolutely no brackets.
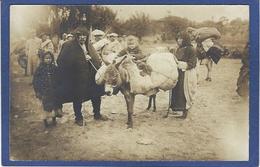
10,5,249,161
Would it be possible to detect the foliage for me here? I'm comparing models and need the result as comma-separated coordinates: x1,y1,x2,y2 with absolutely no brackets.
123,12,152,40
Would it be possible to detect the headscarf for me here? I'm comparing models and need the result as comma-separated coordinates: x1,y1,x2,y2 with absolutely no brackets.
40,51,55,64
176,31,192,47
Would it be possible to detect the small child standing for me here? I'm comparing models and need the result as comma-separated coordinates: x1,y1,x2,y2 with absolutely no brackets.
33,51,61,128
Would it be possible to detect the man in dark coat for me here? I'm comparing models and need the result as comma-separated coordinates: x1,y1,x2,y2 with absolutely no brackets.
55,26,107,126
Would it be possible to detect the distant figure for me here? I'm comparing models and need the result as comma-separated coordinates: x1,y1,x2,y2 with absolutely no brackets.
33,51,62,128
92,29,110,56
25,29,41,76
39,33,54,59
58,33,67,54
41,33,54,53
66,34,74,41
236,42,249,98
102,33,122,55
198,38,214,81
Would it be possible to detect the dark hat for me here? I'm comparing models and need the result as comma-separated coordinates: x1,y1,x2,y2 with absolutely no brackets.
73,26,89,36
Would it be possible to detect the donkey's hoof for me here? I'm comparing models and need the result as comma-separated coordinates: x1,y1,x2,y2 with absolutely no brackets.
152,109,156,112
127,124,133,129
163,114,168,118
205,77,212,82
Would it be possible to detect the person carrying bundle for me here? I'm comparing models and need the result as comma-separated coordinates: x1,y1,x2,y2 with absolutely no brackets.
187,27,227,82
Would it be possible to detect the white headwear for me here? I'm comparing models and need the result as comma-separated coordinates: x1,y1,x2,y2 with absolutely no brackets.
108,33,118,37
92,29,105,36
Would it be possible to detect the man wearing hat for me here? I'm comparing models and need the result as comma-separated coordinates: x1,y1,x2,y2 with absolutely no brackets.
91,29,105,43
91,29,110,56
55,26,107,126
58,33,67,54
102,33,122,56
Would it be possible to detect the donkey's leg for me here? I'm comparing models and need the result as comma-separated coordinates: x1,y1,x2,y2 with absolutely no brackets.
123,91,135,128
152,95,157,112
147,96,153,111
206,60,213,81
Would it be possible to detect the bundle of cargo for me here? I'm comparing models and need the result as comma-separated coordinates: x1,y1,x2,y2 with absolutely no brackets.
187,27,221,42
187,27,225,64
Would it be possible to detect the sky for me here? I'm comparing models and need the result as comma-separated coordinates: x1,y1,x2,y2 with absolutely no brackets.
105,5,249,22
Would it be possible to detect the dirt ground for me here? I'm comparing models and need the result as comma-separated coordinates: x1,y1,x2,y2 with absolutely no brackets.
10,54,249,161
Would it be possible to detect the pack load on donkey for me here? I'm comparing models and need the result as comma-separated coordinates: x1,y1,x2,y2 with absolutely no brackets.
187,27,225,64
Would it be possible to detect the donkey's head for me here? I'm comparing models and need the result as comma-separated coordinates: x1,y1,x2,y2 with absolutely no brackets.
103,56,128,96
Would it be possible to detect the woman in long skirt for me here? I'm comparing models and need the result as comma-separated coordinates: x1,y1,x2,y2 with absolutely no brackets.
170,31,197,118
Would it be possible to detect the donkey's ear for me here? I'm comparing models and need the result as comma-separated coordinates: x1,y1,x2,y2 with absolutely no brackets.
115,56,127,69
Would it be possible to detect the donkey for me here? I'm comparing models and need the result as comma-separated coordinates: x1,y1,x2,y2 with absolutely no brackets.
96,53,179,128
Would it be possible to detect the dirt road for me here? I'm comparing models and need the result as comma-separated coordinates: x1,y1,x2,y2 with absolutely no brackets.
10,58,248,161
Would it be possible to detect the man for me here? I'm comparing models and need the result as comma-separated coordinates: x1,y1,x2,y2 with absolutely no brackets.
102,33,122,55
55,26,107,126
25,29,41,76
40,33,54,54
58,33,67,54
91,29,110,55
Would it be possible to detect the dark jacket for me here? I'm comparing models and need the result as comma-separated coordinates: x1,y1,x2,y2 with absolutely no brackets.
56,39,105,103
170,31,197,111
118,46,145,60
33,63,58,111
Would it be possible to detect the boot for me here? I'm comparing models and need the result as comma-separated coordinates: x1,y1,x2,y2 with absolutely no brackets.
55,108,63,118
43,119,49,128
52,117,57,126
94,114,108,121
75,119,84,126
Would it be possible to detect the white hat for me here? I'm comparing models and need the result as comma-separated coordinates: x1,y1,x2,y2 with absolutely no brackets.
92,29,105,36
67,34,73,38
108,33,118,37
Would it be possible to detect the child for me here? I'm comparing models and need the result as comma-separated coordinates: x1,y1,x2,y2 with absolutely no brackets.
33,51,61,127
117,35,145,61
117,35,152,76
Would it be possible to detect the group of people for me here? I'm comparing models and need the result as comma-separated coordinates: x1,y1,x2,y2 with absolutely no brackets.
27,25,248,128
25,30,74,76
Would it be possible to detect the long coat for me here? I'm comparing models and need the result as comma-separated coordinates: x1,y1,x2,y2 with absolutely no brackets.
55,39,105,103
170,45,197,111
33,63,58,111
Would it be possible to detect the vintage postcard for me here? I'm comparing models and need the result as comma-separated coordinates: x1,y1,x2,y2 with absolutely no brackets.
2,0,259,166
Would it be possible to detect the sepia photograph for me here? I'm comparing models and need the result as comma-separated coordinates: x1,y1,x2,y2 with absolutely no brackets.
8,4,251,162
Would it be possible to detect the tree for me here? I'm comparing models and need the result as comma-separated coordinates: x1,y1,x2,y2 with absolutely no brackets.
123,12,152,40
160,16,191,40
46,5,118,36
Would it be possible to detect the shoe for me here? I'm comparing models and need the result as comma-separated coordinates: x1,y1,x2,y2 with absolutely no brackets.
52,117,57,126
94,114,108,121
181,110,188,119
75,119,84,126
43,119,49,128
55,109,63,118
205,77,212,82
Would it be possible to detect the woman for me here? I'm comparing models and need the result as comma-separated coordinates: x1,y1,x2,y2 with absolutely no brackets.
236,42,249,99
170,31,197,118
